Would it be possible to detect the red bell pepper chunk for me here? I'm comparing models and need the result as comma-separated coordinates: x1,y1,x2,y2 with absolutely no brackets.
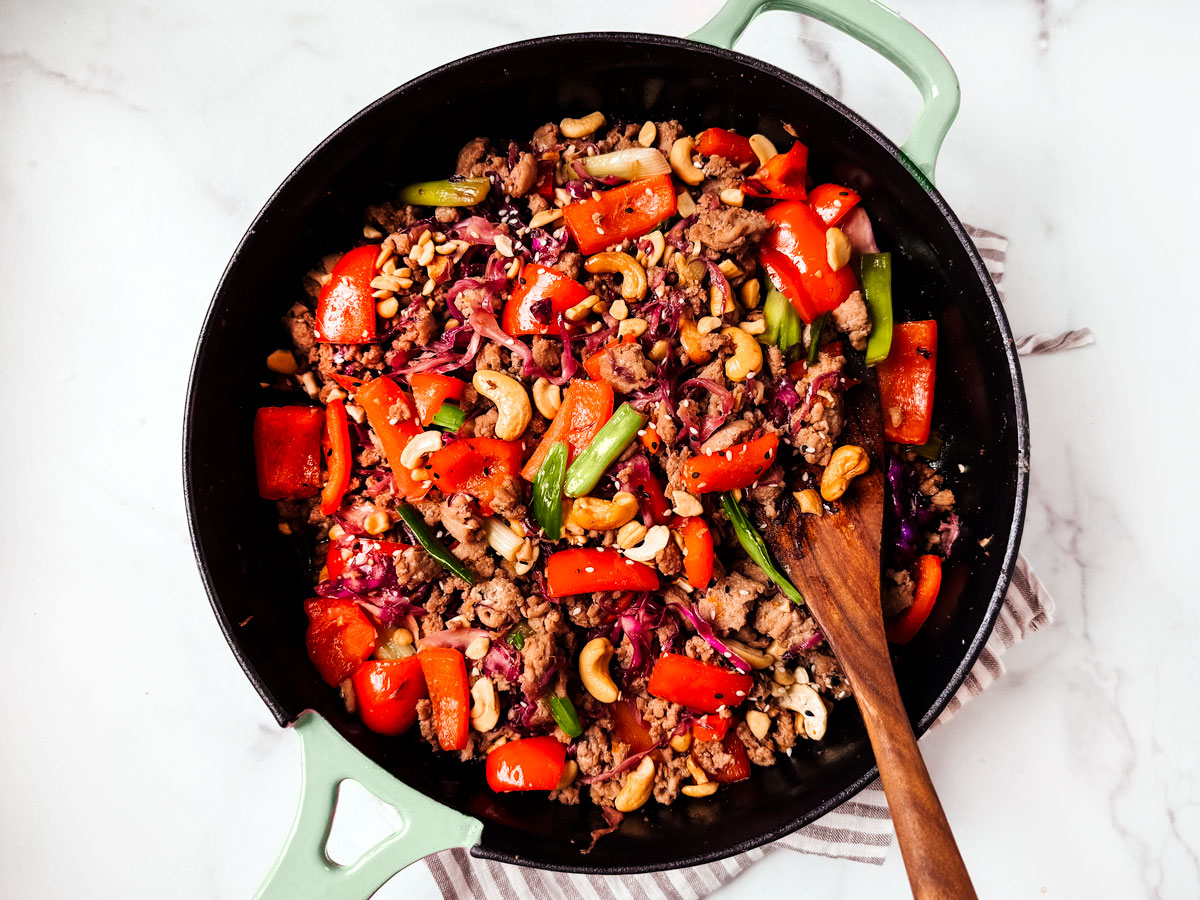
329,373,365,395
545,547,660,597
417,646,470,751
877,320,938,445
742,141,809,201
693,729,753,784
760,201,860,323
886,554,943,644
611,698,656,754
521,380,614,480
807,183,861,227
409,373,467,426
326,538,412,581
535,161,555,198
639,424,661,454
486,736,567,792
695,127,757,168
501,262,591,337
352,657,428,736
677,517,714,589
320,399,352,515
421,437,523,511
315,245,378,344
254,406,324,500
648,653,753,715
303,597,377,687
581,334,635,381
627,464,673,526
692,712,732,741
562,174,677,256
682,433,780,495
355,377,428,501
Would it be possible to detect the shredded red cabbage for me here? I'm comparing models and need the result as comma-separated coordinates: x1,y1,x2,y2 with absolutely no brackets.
316,540,428,625
676,377,735,446
668,599,752,674
449,216,507,246
796,370,843,426
886,454,941,565
939,511,961,556
665,215,696,251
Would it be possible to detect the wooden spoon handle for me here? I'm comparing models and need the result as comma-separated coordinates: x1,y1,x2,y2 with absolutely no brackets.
854,658,977,900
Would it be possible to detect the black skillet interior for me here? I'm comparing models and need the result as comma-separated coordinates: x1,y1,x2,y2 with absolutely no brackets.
184,34,1027,873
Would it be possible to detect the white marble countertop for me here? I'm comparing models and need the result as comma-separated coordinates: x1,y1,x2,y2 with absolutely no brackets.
1,0,1196,897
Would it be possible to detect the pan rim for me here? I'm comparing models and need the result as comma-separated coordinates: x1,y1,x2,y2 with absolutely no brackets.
183,29,1029,873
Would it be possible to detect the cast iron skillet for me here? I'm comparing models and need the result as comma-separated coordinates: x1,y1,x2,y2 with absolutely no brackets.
184,0,1027,891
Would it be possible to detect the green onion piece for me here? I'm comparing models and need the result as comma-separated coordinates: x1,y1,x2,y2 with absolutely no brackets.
806,313,827,366
563,403,647,498
721,493,805,607
532,441,568,540
548,695,583,738
581,147,670,182
431,402,465,432
860,252,894,365
761,284,803,355
395,503,475,584
908,430,943,461
397,177,490,208
506,621,532,650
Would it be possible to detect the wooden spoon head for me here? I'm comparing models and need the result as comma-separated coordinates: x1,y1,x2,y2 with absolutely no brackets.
760,369,886,648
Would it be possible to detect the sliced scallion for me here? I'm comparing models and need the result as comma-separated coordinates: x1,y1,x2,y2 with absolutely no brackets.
398,177,490,208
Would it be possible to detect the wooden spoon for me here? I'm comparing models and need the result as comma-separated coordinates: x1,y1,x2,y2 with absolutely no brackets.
758,369,977,900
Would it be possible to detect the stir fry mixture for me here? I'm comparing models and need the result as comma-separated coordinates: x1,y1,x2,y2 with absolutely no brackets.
253,113,959,822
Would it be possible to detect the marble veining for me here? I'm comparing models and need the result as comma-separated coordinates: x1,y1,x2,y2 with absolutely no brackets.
0,1,1195,898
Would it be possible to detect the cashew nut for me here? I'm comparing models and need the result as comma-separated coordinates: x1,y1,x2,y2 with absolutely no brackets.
719,188,745,208
616,520,648,549
465,635,491,660
637,121,657,147
696,315,722,335
679,315,712,365
472,370,532,441
622,524,669,562
682,781,719,798
794,488,823,515
671,490,703,518
617,317,648,339
528,208,563,230
399,430,443,469
738,318,767,336
470,676,499,732
746,709,772,740
775,682,828,740
669,732,693,753
564,491,638,532
669,136,704,186
579,637,619,703
642,230,666,267
563,292,601,322
363,510,390,535
676,190,697,218
647,339,669,362
686,757,709,785
722,637,775,670
739,278,761,309
614,756,656,812
532,377,561,419
820,444,870,501
560,111,606,139
749,133,778,168
555,759,579,790
585,251,648,301
826,226,851,271
721,326,764,382
266,349,297,375
513,538,539,577
610,298,629,320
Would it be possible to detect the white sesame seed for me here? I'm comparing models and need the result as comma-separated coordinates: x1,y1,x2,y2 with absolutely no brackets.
735,690,745,697
585,566,595,573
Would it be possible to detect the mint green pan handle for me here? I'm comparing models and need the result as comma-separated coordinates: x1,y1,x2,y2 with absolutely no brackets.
254,713,483,900
689,0,960,184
